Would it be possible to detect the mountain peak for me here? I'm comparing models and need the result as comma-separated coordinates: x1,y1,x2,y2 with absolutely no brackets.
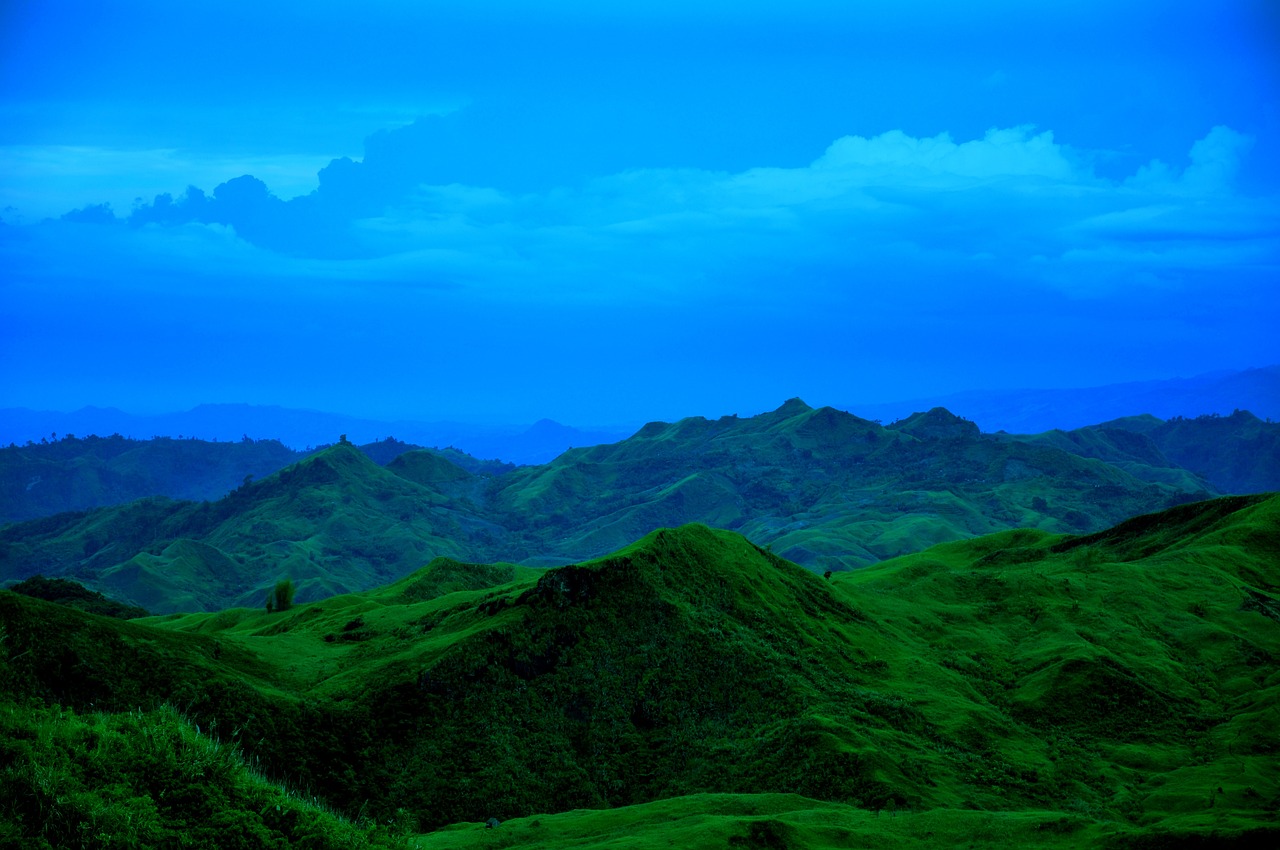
887,407,981,440
774,398,813,417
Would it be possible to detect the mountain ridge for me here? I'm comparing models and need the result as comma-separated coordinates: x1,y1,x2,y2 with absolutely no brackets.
1,400,1232,613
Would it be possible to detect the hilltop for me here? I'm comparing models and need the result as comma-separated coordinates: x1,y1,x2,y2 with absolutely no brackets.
2,493,1277,846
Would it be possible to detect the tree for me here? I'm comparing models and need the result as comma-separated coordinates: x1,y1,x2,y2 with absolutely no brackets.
267,578,296,613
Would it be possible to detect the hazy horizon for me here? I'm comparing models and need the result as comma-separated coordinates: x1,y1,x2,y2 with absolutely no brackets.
5,360,1274,427
3,1,1278,424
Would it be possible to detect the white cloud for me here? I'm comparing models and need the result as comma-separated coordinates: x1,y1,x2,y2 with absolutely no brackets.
812,126,1079,182
1125,126,1254,196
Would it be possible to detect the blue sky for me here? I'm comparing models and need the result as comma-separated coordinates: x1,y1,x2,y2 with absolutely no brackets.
2,0,1277,425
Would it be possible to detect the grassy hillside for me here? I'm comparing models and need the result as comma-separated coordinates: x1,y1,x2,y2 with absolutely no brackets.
2,402,1221,613
2,493,1277,846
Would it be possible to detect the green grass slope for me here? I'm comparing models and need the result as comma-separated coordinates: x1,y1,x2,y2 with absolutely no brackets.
2,493,1276,846
0,703,411,849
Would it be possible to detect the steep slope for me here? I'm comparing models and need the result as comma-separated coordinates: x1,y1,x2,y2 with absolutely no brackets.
488,400,1214,569
3,494,1276,846
994,424,1212,491
0,444,504,612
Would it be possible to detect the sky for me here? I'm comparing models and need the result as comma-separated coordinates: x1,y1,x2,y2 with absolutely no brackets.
1,0,1278,425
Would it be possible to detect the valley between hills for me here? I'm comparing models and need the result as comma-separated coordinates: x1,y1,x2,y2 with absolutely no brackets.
1,400,1278,848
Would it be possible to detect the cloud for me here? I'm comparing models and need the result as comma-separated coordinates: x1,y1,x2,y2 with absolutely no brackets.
0,144,336,222
6,122,1276,422
1125,126,1255,196
33,122,1267,311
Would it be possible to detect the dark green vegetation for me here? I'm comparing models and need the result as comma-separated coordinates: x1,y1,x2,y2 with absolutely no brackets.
0,434,300,525
7,575,148,619
1000,409,1280,497
3,401,1238,613
1098,410,1280,495
0,704,410,849
0,433,512,526
484,401,1217,571
2,493,1277,847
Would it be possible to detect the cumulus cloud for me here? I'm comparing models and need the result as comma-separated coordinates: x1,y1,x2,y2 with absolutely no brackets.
1125,126,1254,196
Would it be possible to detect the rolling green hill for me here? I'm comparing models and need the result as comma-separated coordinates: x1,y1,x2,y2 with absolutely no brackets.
2,401,1221,613
2,493,1277,846
0,433,514,527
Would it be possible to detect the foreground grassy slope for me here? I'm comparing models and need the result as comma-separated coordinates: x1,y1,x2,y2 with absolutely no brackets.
0,703,412,849
2,493,1277,846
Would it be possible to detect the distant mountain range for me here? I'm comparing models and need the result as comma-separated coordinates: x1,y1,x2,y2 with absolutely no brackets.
4,365,1274,465
847,364,1279,433
4,494,1277,845
12,399,1277,613
0,403,633,466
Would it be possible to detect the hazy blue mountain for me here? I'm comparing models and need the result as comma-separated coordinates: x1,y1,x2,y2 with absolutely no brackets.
847,365,1279,434
0,403,633,465
1092,409,1280,495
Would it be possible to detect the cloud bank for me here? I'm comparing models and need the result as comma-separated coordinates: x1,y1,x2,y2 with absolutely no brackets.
3,121,1277,422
